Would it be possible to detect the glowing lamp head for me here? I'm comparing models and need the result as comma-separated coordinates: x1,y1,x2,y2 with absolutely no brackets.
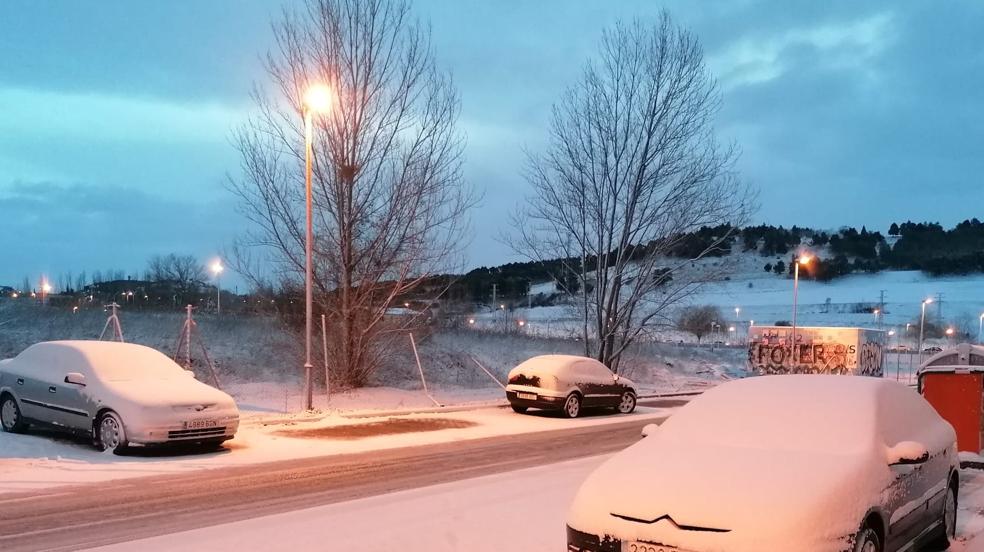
924,298,933,305
210,261,224,276
518,320,526,327
888,330,896,336
797,255,812,265
304,84,332,113
468,318,475,324
41,283,52,293
946,328,955,336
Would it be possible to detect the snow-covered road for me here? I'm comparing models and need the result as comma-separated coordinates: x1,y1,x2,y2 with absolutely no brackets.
88,454,609,552
86,457,984,552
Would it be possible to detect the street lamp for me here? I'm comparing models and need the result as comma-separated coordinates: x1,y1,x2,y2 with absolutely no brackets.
41,281,52,305
210,260,224,315
918,298,933,364
873,308,881,330
979,313,983,344
791,254,812,364
301,83,332,411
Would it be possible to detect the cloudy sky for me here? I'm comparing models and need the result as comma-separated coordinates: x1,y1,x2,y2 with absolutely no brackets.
1,1,982,290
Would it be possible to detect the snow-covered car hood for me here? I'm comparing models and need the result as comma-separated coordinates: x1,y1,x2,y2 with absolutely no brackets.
568,438,891,552
98,376,236,409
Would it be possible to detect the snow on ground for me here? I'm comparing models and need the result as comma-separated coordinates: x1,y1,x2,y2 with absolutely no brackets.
87,453,611,552
87,455,984,552
0,404,674,495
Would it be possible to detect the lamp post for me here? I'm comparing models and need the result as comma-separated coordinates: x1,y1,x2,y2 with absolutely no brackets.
210,260,224,315
979,313,983,344
301,84,332,411
791,255,812,364
945,327,955,346
734,307,741,339
888,329,899,380
873,308,881,331
918,298,933,364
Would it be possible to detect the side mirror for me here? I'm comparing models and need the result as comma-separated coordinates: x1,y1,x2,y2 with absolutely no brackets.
641,423,659,438
64,372,86,386
887,441,929,465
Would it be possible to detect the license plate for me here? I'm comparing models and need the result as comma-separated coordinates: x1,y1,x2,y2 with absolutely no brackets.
622,543,679,552
184,419,218,430
517,392,537,400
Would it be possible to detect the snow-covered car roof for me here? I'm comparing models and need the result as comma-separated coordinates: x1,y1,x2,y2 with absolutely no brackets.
657,374,927,454
507,354,606,378
14,340,185,381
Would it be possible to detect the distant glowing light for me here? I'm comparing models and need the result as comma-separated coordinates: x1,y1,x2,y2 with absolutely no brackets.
518,320,526,327
210,260,224,276
468,318,475,324
41,283,52,293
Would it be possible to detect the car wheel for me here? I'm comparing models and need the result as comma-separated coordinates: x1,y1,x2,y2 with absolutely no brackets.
563,393,582,419
617,392,636,414
95,411,129,455
510,405,528,413
0,394,26,433
853,526,881,552
928,482,958,548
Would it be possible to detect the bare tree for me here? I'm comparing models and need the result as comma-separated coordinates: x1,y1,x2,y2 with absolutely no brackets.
230,0,473,386
146,254,207,291
510,13,754,372
677,305,722,344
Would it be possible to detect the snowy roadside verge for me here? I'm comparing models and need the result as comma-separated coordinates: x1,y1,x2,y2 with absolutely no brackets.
0,403,676,495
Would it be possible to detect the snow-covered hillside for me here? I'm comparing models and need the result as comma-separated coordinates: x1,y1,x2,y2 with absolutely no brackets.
485,251,984,345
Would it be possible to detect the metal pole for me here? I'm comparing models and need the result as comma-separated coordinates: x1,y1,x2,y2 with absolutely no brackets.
918,301,927,366
216,274,221,316
791,262,799,366
322,313,330,404
303,109,314,410
979,314,983,344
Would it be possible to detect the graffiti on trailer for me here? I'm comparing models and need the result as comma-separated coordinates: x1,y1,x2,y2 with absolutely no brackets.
748,339,884,376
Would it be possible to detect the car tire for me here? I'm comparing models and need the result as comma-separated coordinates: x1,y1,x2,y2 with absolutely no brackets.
562,393,582,419
853,526,881,552
617,392,637,414
0,394,26,433
927,482,958,549
510,405,528,413
95,411,129,455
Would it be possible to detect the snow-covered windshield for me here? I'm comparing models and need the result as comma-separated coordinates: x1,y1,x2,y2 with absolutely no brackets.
80,344,185,382
656,375,879,455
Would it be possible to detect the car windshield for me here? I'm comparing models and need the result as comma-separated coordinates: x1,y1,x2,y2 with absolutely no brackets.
85,347,185,382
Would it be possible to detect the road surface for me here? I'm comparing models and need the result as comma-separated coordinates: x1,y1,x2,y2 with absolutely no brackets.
0,406,670,552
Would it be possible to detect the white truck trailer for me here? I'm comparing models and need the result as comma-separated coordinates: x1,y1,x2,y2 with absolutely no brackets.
747,326,886,376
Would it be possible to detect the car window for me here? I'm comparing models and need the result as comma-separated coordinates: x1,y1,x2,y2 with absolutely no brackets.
576,361,612,383
876,383,946,448
14,344,83,382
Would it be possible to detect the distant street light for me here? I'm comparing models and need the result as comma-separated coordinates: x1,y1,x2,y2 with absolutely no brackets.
918,298,933,363
791,255,812,364
210,260,224,315
979,313,984,345
301,83,333,411
41,281,52,305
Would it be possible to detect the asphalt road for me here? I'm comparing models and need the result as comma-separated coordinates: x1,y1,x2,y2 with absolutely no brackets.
0,403,675,552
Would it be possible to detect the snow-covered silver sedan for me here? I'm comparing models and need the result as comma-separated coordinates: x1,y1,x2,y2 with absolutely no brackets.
0,341,239,453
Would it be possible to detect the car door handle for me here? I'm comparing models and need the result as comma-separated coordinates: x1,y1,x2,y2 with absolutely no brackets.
16,378,24,385
49,386,57,393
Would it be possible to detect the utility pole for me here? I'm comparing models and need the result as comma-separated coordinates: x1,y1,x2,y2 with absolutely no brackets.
491,283,497,311
878,290,886,314
936,292,944,324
